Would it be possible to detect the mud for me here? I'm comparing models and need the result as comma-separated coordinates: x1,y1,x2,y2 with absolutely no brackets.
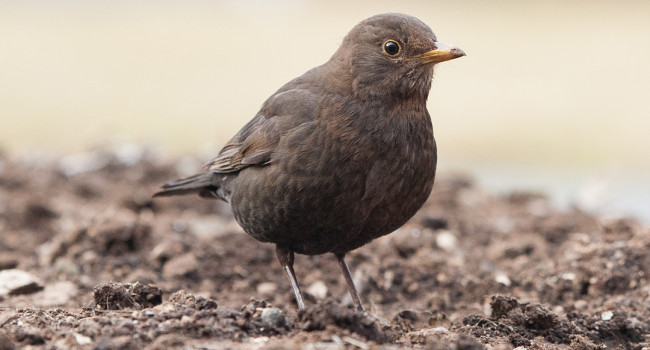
0,149,648,349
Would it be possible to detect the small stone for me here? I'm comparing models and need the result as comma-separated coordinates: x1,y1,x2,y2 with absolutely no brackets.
343,336,369,349
189,217,228,238
495,216,515,233
0,256,18,271
196,296,218,310
306,280,328,299
601,311,614,321
260,307,286,328
73,333,92,345
256,282,278,296
58,151,110,176
52,257,80,278
421,216,448,230
0,269,44,296
15,330,45,345
35,281,77,306
435,230,458,252
111,142,144,165
495,272,512,287
251,336,270,343
180,315,195,326
305,343,339,350
391,228,426,258
561,272,576,281
149,240,185,266
162,253,198,279
428,311,452,328
573,300,588,311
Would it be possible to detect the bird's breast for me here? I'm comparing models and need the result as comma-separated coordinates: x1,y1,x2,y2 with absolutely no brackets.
230,98,437,255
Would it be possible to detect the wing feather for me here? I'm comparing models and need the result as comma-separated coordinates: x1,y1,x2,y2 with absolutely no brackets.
203,88,318,173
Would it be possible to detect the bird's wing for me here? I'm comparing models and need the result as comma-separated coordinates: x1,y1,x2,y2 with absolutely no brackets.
203,88,318,173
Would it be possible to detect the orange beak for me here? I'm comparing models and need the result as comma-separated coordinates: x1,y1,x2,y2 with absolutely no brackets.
408,42,465,64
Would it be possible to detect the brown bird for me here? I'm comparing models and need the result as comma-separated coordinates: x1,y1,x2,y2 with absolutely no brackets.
154,13,464,311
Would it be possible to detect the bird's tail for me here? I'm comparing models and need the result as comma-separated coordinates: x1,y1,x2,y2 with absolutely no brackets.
153,173,218,198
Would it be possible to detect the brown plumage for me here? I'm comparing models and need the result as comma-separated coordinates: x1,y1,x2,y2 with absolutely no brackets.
154,13,465,311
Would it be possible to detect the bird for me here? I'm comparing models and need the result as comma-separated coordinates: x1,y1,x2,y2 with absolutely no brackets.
154,13,465,312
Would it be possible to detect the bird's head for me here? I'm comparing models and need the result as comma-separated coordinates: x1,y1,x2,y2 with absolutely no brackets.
327,13,465,102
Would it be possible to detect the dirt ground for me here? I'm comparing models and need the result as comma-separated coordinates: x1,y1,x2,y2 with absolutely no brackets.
0,148,648,349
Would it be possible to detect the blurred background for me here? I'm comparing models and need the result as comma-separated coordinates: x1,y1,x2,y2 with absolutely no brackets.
1,0,649,221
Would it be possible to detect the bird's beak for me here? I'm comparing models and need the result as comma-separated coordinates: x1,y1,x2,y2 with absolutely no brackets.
408,42,465,64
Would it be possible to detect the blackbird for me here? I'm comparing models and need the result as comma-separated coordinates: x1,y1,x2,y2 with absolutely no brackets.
154,13,465,311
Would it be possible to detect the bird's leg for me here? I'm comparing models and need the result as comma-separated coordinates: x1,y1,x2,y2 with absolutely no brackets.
335,253,365,312
276,245,306,310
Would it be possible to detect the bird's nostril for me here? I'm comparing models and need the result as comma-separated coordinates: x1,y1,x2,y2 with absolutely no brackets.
451,48,466,57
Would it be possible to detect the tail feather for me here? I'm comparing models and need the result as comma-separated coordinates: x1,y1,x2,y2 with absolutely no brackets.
153,173,217,197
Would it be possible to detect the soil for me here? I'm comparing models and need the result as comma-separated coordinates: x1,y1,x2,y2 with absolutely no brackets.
0,148,648,349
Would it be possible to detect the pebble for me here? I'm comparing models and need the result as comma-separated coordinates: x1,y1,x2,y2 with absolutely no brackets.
435,231,458,252
73,333,92,345
180,315,195,326
601,311,614,321
574,300,588,311
251,336,270,343
256,282,278,296
0,269,44,296
58,151,110,176
260,307,286,328
34,281,77,306
421,216,448,230
305,343,339,350
189,217,228,238
149,240,185,265
306,280,328,299
561,272,576,281
52,257,80,278
343,336,369,349
111,142,144,165
162,253,198,279
495,272,512,287
430,327,449,333
0,256,18,271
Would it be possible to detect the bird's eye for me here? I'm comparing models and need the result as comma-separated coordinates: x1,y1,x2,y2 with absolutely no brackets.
382,40,401,57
